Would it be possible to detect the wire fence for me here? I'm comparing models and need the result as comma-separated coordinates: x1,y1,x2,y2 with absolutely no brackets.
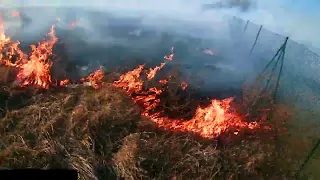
229,17,320,109
228,16,320,178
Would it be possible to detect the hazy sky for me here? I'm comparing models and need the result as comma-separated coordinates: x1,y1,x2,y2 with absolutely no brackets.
1,0,320,53
231,0,320,52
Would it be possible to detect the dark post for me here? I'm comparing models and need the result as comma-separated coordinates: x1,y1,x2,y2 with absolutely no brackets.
244,20,249,32
249,25,263,55
296,139,320,178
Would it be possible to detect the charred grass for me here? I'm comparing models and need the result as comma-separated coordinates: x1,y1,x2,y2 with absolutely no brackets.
0,71,313,180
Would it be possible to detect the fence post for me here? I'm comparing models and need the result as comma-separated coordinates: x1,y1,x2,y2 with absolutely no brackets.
244,20,249,32
257,36,288,100
249,25,263,55
296,140,320,178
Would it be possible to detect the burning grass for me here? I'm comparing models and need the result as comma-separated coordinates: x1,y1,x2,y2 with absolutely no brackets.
0,12,315,179
0,81,298,180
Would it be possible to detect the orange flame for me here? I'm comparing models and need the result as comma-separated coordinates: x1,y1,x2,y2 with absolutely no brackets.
0,14,105,89
113,52,259,138
0,11,260,138
16,25,58,89
159,79,168,85
59,79,70,86
164,47,174,61
146,47,175,80
153,98,259,138
0,13,25,67
80,67,105,89
0,13,11,51
113,64,145,93
147,62,166,80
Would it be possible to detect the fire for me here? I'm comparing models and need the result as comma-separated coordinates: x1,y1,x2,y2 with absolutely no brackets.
113,64,145,93
0,13,260,138
147,62,166,80
113,52,259,138
156,98,258,138
0,14,103,89
159,79,168,85
16,25,58,89
0,13,58,88
0,13,11,51
0,13,25,67
164,47,174,61
59,79,70,86
80,66,105,89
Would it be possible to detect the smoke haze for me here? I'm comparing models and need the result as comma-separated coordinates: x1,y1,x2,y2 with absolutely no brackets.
0,0,319,100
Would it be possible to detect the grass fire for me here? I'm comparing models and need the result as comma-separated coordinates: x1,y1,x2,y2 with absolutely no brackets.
0,10,316,180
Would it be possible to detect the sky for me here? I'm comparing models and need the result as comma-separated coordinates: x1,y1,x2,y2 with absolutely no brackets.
1,0,320,53
233,0,320,53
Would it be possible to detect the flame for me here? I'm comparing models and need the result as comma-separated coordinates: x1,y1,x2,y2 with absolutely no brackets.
155,98,259,138
80,67,105,89
147,62,166,80
59,79,70,86
146,47,175,80
0,12,59,89
164,47,174,61
113,51,259,138
0,13,25,67
0,11,261,138
159,79,168,85
16,25,58,89
0,14,105,89
113,64,145,93
0,13,11,52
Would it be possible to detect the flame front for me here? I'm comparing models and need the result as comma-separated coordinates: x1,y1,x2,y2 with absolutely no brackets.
0,15,101,89
113,48,259,138
0,15,259,138
16,25,58,89
80,66,105,89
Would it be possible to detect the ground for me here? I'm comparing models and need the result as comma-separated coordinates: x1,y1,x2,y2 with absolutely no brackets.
0,76,314,180
0,7,319,179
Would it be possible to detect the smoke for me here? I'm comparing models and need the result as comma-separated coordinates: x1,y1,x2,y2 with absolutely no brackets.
0,0,319,95
203,0,255,12
0,1,260,93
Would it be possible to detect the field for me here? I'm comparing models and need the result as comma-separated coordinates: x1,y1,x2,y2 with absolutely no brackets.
0,7,319,180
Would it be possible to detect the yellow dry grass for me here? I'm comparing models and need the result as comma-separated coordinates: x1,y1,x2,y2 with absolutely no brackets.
0,72,315,180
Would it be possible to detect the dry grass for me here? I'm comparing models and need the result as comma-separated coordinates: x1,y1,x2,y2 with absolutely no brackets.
0,84,139,179
0,75,314,180
112,131,278,180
